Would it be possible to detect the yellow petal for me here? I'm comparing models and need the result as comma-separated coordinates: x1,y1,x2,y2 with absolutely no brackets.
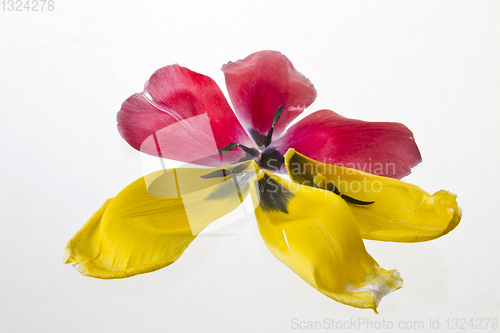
64,161,258,279
285,149,461,242
250,170,402,312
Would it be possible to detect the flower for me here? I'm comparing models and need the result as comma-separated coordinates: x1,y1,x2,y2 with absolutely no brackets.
63,51,461,313
117,50,421,178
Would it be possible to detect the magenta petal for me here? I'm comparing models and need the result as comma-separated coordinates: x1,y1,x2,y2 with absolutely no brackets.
117,65,254,166
270,110,422,179
222,51,317,146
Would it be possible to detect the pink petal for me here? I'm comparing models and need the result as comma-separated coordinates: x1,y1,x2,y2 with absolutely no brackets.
270,110,422,179
222,51,317,146
117,65,254,166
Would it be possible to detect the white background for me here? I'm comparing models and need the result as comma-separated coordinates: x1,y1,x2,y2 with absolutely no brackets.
1,1,499,332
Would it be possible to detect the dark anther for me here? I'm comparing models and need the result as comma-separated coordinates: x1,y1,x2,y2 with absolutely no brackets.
324,180,341,195
249,129,266,147
237,145,260,158
316,177,374,205
217,142,259,159
263,105,284,147
340,194,374,206
217,142,238,154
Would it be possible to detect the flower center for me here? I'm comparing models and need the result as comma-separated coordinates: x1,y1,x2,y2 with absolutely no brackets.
217,105,285,171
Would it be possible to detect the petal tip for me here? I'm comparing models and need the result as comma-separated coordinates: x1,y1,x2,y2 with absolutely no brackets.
74,263,88,275
222,51,317,138
348,269,403,313
444,205,462,236
433,190,462,236
62,247,73,264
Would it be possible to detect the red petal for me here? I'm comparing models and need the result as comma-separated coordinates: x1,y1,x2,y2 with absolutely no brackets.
222,51,317,146
117,65,254,166
270,110,422,179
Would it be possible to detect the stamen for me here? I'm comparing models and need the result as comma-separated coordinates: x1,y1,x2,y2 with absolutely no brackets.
263,105,284,147
340,194,374,206
217,142,238,154
313,174,373,205
217,142,259,158
237,144,260,158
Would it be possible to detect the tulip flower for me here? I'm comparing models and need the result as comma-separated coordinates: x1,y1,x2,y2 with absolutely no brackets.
64,51,460,313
